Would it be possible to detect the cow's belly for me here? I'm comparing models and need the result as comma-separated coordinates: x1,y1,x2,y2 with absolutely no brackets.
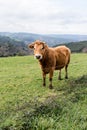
55,63,65,70
55,66,64,70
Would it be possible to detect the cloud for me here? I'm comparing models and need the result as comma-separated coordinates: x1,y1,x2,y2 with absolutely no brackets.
0,0,87,34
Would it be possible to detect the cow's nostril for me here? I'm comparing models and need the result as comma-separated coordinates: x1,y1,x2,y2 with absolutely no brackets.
35,54,42,60
36,55,41,59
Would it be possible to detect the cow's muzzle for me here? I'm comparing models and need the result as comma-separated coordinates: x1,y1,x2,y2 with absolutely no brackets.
35,54,42,60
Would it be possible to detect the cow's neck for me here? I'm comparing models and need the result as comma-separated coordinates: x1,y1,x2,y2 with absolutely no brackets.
39,50,49,67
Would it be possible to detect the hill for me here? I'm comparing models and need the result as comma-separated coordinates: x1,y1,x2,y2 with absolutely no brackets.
0,36,32,57
0,54,87,129
55,41,87,53
48,34,87,41
66,41,87,53
1,32,87,46
0,32,75,46
0,33,87,57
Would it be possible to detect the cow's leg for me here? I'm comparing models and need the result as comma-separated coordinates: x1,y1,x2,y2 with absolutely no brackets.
58,69,62,80
49,70,53,89
42,72,46,86
65,65,68,79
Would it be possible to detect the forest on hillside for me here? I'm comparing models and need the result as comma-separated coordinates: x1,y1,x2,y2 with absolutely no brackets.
56,41,87,53
0,36,32,57
0,35,87,57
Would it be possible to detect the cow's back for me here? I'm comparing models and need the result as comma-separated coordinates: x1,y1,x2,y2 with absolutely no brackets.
54,46,71,70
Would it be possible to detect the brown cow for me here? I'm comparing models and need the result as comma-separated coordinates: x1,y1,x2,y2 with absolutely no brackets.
29,40,71,89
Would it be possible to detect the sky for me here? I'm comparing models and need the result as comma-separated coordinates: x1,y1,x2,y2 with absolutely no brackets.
0,0,87,34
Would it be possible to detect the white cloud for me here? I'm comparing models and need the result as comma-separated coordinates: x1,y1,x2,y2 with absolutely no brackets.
0,0,87,34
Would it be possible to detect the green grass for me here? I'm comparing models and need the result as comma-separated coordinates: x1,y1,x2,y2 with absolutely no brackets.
0,53,87,130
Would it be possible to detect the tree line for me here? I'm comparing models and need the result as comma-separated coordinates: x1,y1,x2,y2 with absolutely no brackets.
0,36,32,57
55,41,87,53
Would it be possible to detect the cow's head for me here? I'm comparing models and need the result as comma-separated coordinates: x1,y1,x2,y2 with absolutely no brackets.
28,40,48,60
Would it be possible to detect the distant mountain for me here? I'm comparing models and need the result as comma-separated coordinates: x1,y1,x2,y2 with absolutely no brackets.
0,33,87,57
48,34,87,42
1,32,87,46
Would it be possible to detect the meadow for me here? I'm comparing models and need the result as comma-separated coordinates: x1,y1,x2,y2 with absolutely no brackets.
0,53,87,130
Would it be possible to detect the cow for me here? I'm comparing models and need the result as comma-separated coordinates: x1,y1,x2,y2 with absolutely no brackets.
28,40,71,89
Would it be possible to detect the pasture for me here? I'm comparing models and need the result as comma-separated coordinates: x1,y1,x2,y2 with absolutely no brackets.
0,53,87,130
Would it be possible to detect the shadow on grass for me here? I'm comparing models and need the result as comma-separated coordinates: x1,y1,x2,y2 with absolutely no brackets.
22,97,62,130
57,75,87,102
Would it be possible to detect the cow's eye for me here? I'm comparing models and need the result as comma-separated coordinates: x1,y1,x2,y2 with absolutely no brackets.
41,46,44,50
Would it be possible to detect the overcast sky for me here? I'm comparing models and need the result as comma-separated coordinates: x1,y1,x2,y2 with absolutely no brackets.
0,0,87,34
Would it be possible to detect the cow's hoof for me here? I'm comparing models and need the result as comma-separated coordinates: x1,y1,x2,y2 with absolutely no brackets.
43,83,46,87
58,77,62,80
49,84,53,89
65,76,68,79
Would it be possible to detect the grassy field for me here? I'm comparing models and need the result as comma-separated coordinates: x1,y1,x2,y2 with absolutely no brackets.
0,53,87,130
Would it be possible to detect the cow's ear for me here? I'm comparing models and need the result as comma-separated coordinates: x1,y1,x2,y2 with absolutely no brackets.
43,42,48,48
28,43,35,49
